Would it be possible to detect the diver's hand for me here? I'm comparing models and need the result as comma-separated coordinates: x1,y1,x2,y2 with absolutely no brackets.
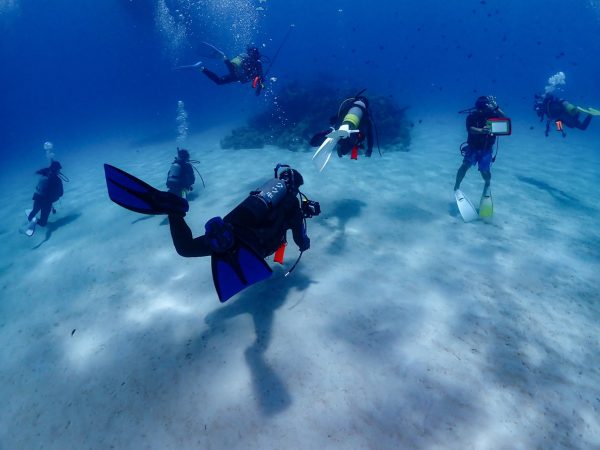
299,236,310,252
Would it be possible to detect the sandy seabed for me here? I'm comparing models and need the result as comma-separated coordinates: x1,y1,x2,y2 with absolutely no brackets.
0,117,599,449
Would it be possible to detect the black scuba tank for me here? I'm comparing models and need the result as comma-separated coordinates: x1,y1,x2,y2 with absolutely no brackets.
253,178,288,209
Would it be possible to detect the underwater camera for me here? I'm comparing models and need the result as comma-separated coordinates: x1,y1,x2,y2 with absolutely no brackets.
487,118,512,136
301,198,321,219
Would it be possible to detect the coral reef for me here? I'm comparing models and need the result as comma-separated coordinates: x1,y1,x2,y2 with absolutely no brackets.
220,81,412,152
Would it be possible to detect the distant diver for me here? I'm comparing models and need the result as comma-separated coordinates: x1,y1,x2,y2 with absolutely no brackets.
176,44,265,96
533,93,598,137
166,147,205,198
104,163,319,302
23,160,67,236
454,96,508,221
310,90,375,171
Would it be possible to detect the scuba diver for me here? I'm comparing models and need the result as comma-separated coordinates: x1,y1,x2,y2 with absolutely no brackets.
176,44,264,96
104,163,319,302
533,93,597,137
454,96,508,221
166,148,205,198
310,90,375,171
24,160,66,236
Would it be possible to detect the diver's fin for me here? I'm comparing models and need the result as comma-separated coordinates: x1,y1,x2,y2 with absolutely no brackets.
104,164,189,216
454,189,478,223
576,106,600,116
312,137,336,172
312,125,359,172
211,241,272,302
309,129,331,147
174,61,203,71
479,187,494,221
197,41,226,60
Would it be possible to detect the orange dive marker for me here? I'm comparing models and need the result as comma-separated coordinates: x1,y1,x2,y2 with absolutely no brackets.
351,145,359,160
274,242,286,264
555,120,563,132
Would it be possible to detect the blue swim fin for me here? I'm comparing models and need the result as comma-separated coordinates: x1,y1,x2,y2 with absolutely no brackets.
104,164,189,216
211,241,272,302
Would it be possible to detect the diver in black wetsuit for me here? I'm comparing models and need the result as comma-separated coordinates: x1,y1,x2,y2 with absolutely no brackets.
103,163,319,301
27,160,65,227
168,165,312,258
178,45,264,96
534,93,593,137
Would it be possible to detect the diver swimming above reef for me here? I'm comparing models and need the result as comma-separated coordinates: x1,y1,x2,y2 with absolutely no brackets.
533,93,598,137
310,90,376,171
104,163,319,302
176,43,264,96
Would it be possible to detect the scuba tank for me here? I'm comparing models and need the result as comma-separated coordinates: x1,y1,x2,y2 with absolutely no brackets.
252,178,288,210
166,161,183,187
341,99,366,130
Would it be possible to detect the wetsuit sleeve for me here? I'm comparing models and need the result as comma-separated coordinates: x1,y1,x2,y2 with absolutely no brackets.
168,215,212,257
289,202,308,251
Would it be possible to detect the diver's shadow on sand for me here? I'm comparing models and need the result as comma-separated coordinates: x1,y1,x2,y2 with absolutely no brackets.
33,213,81,249
325,198,367,254
516,175,579,205
203,267,313,416
448,201,461,219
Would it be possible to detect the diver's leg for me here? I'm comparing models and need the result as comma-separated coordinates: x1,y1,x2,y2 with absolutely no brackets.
202,69,237,85
577,114,593,130
201,59,239,85
37,201,52,227
454,162,470,191
28,199,42,222
202,68,229,85
481,171,491,190
478,150,492,191
168,215,212,257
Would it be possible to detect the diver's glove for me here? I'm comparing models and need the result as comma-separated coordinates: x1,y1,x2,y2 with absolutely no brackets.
299,236,310,252
154,191,189,217
205,217,235,253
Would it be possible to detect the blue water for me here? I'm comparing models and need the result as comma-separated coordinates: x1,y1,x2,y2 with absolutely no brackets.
2,0,599,153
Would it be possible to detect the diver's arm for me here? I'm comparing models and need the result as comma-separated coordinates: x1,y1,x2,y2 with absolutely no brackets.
289,205,309,251
469,126,491,135
495,107,506,118
169,215,212,257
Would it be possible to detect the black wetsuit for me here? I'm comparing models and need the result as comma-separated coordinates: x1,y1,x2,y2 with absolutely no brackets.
202,53,263,94
169,190,306,258
28,169,63,226
466,110,498,150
